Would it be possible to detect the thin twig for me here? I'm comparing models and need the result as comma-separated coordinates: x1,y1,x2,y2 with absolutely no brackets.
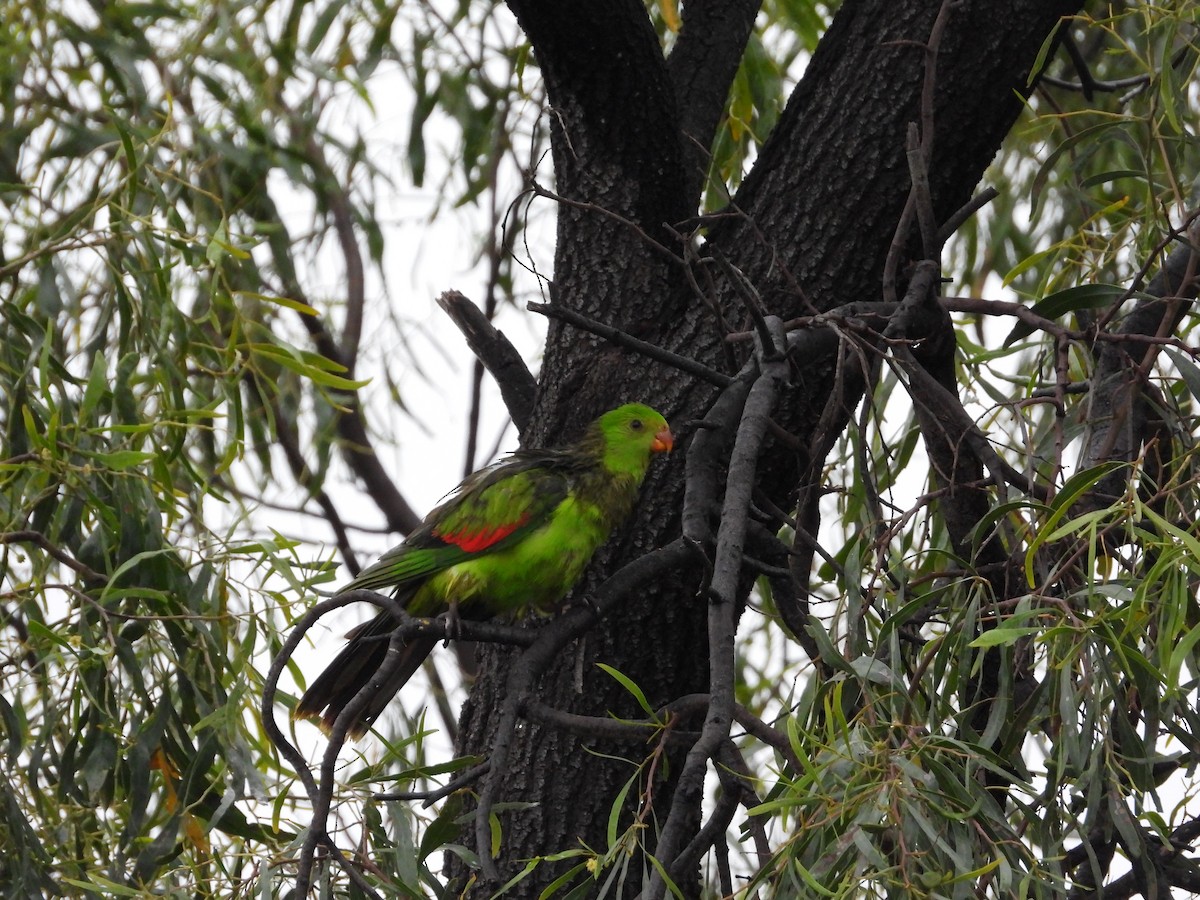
709,248,775,355
528,301,733,387
937,186,999,246
374,761,491,804
522,700,699,746
527,180,682,266
263,590,538,895
0,531,107,584
263,591,403,898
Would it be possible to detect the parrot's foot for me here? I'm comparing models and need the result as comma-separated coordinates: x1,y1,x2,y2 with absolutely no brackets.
440,603,462,645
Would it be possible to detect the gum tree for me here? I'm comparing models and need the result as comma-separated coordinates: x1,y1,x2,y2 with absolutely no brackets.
3,1,1200,898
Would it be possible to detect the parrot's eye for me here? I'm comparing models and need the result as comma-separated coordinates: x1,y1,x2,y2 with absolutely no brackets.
630,419,644,431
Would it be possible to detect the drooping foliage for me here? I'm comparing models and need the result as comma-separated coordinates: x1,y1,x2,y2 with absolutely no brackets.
2,1,1200,898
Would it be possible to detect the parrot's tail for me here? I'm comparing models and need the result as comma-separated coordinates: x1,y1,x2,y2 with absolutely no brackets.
294,610,438,738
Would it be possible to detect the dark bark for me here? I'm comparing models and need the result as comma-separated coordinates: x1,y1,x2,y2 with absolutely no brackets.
1079,228,1200,506
451,1,1085,896
666,0,762,207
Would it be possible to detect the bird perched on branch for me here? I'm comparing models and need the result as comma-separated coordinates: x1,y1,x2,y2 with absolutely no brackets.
295,403,674,737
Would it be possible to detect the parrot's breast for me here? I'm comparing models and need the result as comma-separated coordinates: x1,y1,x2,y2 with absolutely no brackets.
416,493,616,616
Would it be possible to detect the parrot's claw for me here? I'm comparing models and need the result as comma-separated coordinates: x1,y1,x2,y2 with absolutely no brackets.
441,603,462,645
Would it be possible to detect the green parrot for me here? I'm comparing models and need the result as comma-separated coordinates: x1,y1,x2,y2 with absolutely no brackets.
295,403,673,736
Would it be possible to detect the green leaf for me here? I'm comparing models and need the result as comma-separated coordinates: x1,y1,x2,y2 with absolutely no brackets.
87,449,156,470
1029,120,1125,216
234,291,318,316
1004,283,1134,345
206,219,245,264
61,876,145,897
1166,347,1200,402
595,663,656,719
1024,461,1126,587
970,626,1043,649
79,353,109,421
246,342,370,390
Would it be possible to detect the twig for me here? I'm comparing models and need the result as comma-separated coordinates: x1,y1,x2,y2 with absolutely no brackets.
527,180,681,266
262,590,405,898
731,703,803,773
709,248,775,355
0,531,107,584
725,300,898,342
1095,210,1200,333
522,700,699,746
675,231,740,371
1043,32,1192,101
528,301,733,387
937,186,998,246
1039,71,1151,95
374,761,491,804
263,590,539,895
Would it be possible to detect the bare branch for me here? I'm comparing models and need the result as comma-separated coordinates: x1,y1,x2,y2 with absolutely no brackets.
374,762,490,804
666,0,762,206
0,531,107,584
655,316,789,891
529,301,734,387
937,186,999,245
437,290,537,434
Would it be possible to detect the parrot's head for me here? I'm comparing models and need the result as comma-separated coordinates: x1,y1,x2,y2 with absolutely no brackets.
595,403,673,477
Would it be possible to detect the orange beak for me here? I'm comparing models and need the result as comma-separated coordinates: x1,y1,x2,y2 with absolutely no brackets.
651,426,674,454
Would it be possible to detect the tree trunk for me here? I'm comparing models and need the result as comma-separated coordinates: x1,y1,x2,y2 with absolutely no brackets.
452,1,1084,895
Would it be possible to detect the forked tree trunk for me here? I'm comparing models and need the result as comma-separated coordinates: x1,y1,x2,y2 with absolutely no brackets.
451,1,1084,895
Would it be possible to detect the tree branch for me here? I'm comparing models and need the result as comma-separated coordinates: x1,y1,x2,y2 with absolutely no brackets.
0,531,107,584
666,0,761,206
654,316,789,892
529,301,733,387
1079,216,1200,508
437,290,537,433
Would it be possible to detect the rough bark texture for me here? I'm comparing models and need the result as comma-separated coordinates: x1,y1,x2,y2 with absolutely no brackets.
1080,234,1200,506
452,1,1085,895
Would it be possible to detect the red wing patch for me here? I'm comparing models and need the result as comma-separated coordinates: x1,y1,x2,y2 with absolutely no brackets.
435,515,530,553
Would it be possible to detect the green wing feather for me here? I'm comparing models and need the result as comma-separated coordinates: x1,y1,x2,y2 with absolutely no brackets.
340,459,572,597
